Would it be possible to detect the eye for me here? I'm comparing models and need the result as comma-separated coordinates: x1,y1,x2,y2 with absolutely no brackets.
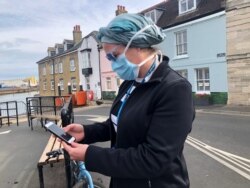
106,53,116,61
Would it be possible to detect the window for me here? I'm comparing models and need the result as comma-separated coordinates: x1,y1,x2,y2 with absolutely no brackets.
176,69,188,79
145,10,156,23
85,77,90,90
59,62,63,73
50,80,55,90
59,79,64,90
43,81,47,90
179,0,196,14
42,65,46,76
116,77,121,87
70,59,76,72
82,51,91,68
106,77,111,90
175,30,187,56
71,77,77,91
196,68,210,92
55,62,58,74
50,63,54,75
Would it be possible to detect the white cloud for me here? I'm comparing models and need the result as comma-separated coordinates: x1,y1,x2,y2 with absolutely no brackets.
0,0,164,79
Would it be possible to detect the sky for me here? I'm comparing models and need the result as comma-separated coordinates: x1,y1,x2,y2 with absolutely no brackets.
0,0,164,80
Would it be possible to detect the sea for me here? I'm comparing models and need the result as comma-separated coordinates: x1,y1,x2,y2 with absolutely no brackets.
0,91,39,115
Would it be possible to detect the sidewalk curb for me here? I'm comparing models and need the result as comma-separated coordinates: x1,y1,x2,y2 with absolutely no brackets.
196,109,250,117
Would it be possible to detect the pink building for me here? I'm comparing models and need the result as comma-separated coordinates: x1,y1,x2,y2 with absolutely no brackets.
99,49,122,99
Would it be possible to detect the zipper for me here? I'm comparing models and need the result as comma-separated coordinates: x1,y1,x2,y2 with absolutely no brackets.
148,179,152,188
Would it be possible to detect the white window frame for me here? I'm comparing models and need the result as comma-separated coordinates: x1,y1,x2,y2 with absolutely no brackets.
50,63,54,75
43,81,47,90
59,79,64,90
175,30,188,57
50,80,55,90
82,51,91,68
85,77,90,90
176,69,188,79
196,68,210,93
70,59,76,72
179,0,196,15
106,77,112,90
71,77,77,91
145,10,157,23
116,77,121,88
42,65,46,76
55,62,58,74
59,62,63,73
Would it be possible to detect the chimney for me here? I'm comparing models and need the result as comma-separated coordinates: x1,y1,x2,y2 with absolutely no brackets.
115,5,128,16
73,25,82,44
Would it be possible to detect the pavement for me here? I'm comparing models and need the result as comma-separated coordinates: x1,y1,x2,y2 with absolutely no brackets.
0,101,249,188
2,99,250,126
195,104,250,116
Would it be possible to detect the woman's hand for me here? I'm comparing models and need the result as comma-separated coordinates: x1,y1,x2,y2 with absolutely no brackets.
62,142,89,161
62,123,85,142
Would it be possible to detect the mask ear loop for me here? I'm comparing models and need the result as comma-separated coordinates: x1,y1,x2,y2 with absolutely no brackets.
157,50,163,63
124,25,153,53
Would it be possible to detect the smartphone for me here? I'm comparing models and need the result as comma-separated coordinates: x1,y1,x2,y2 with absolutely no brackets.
45,122,75,145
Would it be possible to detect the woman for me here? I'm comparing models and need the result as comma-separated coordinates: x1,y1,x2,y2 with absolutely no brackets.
62,13,195,188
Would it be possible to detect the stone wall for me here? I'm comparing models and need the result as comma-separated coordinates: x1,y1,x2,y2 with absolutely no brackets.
226,0,250,105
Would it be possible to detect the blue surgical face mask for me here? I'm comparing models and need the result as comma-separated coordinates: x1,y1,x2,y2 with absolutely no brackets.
106,25,156,80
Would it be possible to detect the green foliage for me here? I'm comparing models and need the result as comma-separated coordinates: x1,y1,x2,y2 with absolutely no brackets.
102,91,116,100
192,92,228,105
210,92,228,104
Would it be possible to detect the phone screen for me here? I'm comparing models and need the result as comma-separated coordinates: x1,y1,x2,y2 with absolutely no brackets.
45,122,75,144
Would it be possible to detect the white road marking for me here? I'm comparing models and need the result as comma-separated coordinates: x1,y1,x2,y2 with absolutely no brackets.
187,136,250,180
75,114,108,123
76,114,250,180
0,130,11,135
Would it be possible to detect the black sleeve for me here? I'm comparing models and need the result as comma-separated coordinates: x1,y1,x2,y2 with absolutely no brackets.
81,118,111,144
84,81,194,178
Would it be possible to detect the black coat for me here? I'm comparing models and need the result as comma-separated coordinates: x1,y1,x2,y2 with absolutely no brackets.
82,57,195,188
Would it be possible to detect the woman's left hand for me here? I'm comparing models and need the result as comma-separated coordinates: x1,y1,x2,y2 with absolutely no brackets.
62,141,89,161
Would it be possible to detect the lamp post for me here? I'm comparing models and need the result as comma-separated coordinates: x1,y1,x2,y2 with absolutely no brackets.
68,82,72,95
57,83,61,96
79,82,83,91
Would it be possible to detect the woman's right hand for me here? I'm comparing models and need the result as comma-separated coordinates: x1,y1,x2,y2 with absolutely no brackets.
63,124,85,142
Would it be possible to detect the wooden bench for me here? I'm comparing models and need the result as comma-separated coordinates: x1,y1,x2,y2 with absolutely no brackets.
29,114,60,130
37,120,65,188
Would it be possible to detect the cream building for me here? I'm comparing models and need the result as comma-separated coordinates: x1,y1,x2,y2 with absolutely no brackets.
37,25,82,96
226,0,250,105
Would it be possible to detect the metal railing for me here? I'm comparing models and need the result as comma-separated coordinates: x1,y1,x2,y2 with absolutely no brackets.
26,96,69,129
0,101,19,127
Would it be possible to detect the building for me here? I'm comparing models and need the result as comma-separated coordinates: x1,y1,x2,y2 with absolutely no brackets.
142,0,228,104
98,5,128,99
36,25,82,96
226,0,250,105
77,31,102,100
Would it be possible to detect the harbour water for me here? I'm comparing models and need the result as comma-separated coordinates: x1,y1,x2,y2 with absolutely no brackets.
0,91,39,115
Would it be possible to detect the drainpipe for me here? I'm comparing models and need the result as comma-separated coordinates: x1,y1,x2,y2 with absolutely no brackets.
97,44,103,99
52,58,56,96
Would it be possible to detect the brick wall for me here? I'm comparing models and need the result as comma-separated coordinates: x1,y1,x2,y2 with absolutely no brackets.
226,0,250,105
38,51,80,96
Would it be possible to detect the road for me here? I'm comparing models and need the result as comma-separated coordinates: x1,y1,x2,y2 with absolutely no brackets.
0,105,249,188
73,105,250,188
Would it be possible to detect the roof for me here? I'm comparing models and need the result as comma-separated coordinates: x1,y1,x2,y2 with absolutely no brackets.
141,0,226,29
36,31,99,64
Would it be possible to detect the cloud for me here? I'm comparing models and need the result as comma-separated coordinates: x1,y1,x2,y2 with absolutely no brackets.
0,38,41,50
0,0,164,80
0,49,43,80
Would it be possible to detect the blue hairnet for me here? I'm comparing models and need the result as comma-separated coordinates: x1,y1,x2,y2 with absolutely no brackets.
97,13,165,48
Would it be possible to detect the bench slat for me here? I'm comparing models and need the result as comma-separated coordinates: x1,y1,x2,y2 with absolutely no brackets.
38,120,64,165
31,114,60,121
38,135,56,165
